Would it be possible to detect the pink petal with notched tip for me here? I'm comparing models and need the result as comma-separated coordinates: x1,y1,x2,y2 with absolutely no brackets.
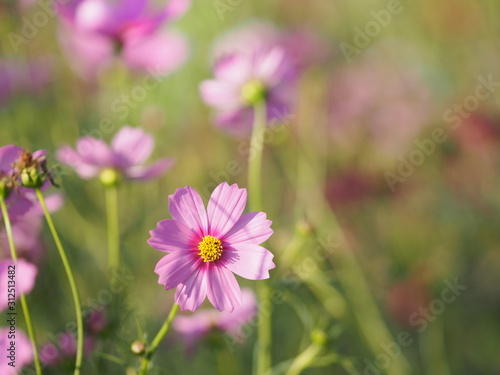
168,186,208,237
222,211,273,246
154,252,200,289
175,263,209,311
207,182,247,238
207,265,241,312
148,218,198,253
222,244,274,280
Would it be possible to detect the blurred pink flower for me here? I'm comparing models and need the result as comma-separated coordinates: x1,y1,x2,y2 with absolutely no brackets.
0,327,33,374
200,47,297,135
0,258,38,312
57,0,190,80
40,332,95,367
0,58,52,107
0,216,44,264
329,44,433,159
57,126,174,182
85,309,107,333
212,20,331,71
149,182,274,312
174,288,257,352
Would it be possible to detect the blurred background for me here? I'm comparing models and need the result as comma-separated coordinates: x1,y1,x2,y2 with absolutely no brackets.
1,0,500,374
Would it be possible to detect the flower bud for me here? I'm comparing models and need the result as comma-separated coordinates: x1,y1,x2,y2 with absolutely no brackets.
130,340,146,355
310,329,327,346
0,177,12,200
21,167,45,189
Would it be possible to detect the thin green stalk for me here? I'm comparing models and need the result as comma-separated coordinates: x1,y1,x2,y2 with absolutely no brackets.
35,189,84,375
247,101,272,375
248,101,267,213
284,341,323,375
105,185,119,270
139,304,180,375
0,198,42,375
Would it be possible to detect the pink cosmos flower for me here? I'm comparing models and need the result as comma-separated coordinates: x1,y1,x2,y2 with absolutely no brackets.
149,182,274,312
57,126,174,182
200,47,297,135
57,0,190,80
173,288,257,353
0,58,52,107
212,20,331,71
0,327,33,374
329,41,433,159
40,333,96,367
0,258,38,312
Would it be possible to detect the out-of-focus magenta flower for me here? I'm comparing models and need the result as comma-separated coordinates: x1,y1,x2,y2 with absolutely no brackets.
0,327,33,374
0,58,52,107
149,182,274,312
40,333,95,367
200,47,297,135
57,126,174,183
329,43,433,159
0,258,38,312
86,309,107,333
173,288,257,352
57,0,190,80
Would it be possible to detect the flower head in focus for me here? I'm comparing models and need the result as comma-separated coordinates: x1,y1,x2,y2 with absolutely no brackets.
57,126,175,185
173,288,257,353
149,182,274,312
57,0,190,80
200,46,297,135
0,327,33,374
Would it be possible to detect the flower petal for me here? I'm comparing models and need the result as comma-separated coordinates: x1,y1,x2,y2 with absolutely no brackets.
123,31,189,76
0,259,38,312
175,263,209,311
56,146,100,179
0,145,23,172
254,47,289,86
169,186,208,237
111,126,154,165
222,244,274,280
207,264,241,312
214,54,252,84
124,158,175,181
199,79,242,110
76,137,120,167
207,182,247,238
148,218,198,253
154,252,200,289
222,212,273,245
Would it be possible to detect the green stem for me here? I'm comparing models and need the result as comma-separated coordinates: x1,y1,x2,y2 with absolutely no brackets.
105,185,119,270
284,342,323,375
248,101,272,375
139,304,180,375
248,101,267,213
35,189,84,375
0,198,42,375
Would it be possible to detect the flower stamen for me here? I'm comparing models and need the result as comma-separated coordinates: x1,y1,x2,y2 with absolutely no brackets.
198,235,223,262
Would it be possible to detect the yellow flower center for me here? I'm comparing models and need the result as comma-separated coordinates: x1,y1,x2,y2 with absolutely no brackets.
198,235,223,262
241,79,267,105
